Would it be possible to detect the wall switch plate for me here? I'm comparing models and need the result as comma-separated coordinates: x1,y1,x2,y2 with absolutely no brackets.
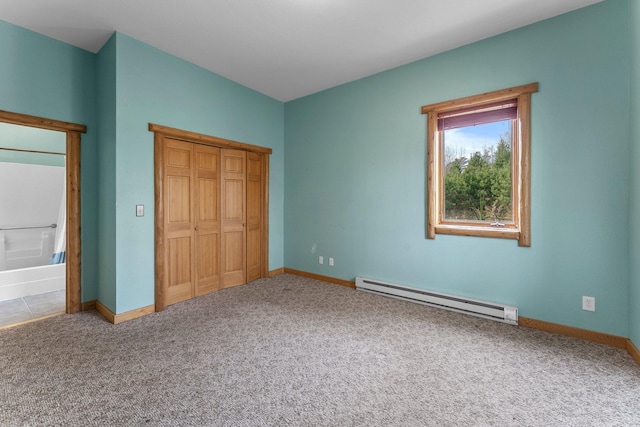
136,204,144,217
582,296,595,312
318,256,324,265
329,257,334,266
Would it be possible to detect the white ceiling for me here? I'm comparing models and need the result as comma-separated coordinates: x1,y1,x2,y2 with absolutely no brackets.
1,0,603,102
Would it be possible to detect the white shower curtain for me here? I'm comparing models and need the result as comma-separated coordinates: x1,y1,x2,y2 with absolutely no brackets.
50,172,66,264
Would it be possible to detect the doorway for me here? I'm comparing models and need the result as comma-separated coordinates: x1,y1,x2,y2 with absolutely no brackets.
0,110,85,320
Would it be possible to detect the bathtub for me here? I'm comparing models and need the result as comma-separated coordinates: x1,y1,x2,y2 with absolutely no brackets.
0,228,64,302
0,263,65,302
0,228,56,270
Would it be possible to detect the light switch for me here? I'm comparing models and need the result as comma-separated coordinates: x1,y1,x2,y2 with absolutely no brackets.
136,204,144,217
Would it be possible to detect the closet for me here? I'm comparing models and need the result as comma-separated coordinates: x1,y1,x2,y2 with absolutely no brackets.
152,124,270,311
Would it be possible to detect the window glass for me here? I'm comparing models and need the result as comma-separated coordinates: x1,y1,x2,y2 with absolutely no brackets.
443,119,512,224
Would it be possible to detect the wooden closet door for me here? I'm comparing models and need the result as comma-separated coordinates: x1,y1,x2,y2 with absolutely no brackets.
194,145,221,296
246,152,262,282
164,139,195,306
221,149,246,288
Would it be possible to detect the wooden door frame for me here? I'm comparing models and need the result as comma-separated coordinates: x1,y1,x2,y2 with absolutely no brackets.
0,110,86,314
150,123,272,311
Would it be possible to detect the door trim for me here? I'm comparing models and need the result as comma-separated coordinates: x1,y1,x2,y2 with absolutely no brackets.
0,110,86,314
149,123,272,154
151,123,272,311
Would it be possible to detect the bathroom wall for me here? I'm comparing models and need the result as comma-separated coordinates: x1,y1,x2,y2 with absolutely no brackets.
0,162,64,230
0,162,63,272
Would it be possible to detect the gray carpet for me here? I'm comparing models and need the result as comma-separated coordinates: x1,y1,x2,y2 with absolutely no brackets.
1,274,639,426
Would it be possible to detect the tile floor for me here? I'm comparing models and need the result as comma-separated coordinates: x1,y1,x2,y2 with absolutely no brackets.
0,289,65,328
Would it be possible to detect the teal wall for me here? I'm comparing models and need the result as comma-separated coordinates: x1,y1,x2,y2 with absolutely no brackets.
0,122,66,166
107,33,284,313
0,19,98,301
629,0,640,347
284,0,631,336
96,34,117,311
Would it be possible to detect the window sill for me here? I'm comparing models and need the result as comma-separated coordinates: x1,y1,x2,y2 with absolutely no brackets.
435,224,520,241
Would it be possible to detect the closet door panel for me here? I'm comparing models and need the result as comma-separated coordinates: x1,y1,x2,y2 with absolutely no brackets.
196,233,218,294
224,231,244,271
195,145,221,296
166,236,193,303
167,177,190,225
224,180,244,220
221,149,246,288
164,139,195,305
246,152,262,282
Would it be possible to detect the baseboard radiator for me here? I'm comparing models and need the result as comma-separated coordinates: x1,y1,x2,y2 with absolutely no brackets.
355,277,518,325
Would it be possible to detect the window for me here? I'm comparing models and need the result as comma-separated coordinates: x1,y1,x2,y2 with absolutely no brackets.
421,83,538,246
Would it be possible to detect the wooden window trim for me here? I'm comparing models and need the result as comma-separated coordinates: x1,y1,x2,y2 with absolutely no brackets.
421,83,537,247
0,110,86,313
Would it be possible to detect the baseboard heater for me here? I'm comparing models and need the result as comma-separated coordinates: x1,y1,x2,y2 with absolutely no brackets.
355,277,518,325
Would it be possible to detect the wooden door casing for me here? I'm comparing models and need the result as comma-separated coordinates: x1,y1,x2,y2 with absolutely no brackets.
0,110,85,314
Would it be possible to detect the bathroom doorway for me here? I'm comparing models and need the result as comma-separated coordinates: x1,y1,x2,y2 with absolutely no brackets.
0,123,66,326
0,110,84,327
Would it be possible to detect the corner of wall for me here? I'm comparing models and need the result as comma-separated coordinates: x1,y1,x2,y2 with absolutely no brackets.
628,0,640,347
95,32,118,313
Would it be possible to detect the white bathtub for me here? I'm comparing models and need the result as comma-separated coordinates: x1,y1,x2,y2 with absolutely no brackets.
0,263,65,302
0,228,55,271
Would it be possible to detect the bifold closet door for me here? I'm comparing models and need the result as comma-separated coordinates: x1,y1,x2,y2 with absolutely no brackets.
246,152,263,282
155,125,271,311
194,144,221,296
164,139,196,306
164,139,221,305
221,149,247,288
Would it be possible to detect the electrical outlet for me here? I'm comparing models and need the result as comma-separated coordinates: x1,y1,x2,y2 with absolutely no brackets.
582,296,595,312
329,257,334,267
318,256,324,265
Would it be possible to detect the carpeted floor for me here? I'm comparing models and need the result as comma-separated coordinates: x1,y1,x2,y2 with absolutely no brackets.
1,274,639,426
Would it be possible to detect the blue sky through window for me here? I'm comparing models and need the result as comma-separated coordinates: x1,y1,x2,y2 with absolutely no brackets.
443,120,510,160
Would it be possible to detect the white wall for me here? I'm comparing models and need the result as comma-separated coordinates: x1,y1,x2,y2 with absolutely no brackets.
0,162,66,297
0,162,64,228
